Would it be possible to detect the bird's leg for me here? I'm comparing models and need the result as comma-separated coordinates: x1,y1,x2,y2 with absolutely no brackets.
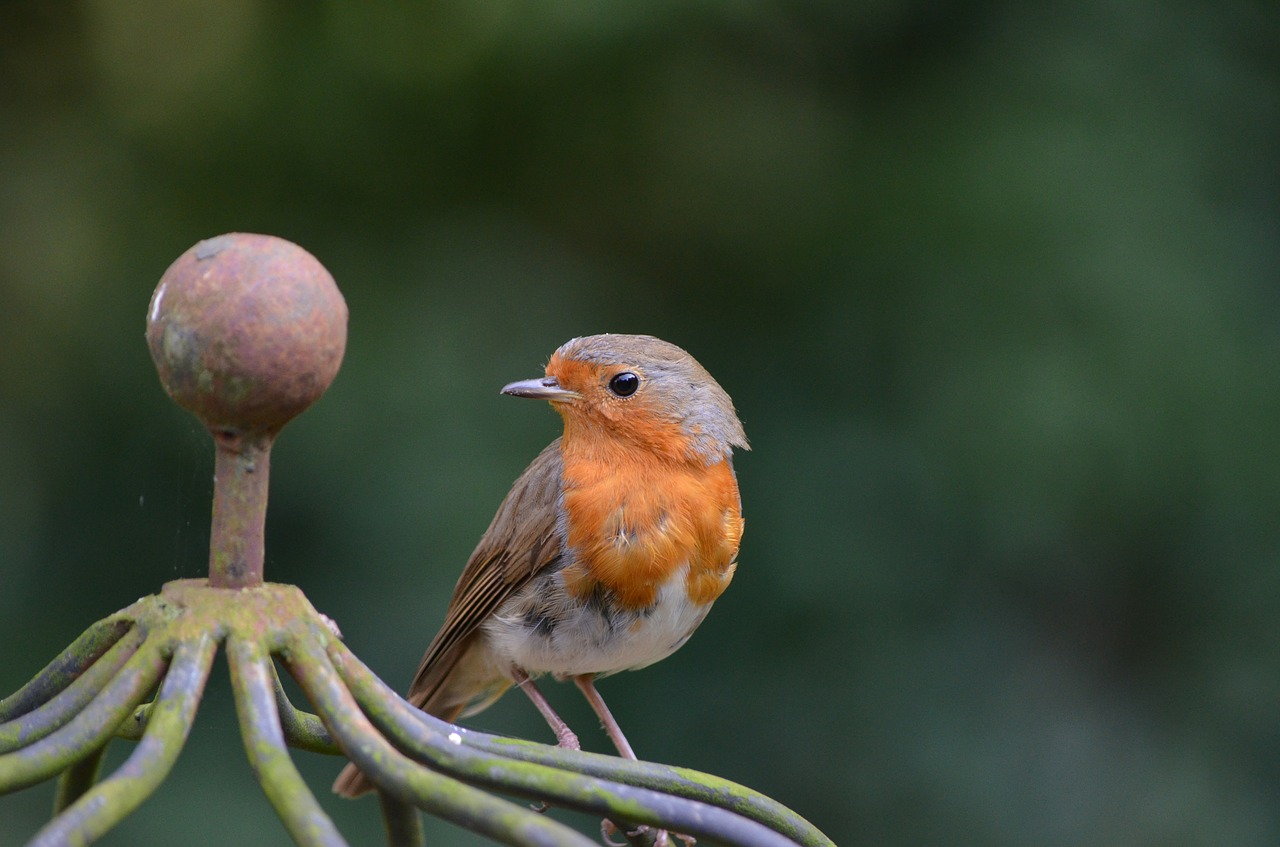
511,666,580,750
574,674,686,847
573,674,636,759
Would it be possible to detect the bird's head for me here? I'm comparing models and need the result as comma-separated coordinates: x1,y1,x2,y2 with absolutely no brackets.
501,334,748,464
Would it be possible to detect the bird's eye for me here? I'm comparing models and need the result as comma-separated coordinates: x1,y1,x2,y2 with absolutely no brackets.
607,372,639,397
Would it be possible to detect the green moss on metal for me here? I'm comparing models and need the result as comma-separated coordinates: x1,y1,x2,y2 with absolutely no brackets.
0,618,135,724
4,578,832,847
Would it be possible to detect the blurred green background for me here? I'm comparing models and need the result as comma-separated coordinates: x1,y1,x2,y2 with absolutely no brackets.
2,1,1278,844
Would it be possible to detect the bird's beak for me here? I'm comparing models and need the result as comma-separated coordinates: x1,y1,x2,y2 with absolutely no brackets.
500,376,579,402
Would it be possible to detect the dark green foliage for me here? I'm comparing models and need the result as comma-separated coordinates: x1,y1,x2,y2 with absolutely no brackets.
1,1,1277,844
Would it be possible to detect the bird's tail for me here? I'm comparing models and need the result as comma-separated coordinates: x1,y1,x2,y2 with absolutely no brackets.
332,757,376,798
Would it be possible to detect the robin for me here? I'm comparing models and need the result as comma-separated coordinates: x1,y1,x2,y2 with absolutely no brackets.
335,334,748,834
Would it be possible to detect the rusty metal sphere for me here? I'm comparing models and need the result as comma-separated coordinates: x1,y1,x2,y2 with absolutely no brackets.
147,233,348,434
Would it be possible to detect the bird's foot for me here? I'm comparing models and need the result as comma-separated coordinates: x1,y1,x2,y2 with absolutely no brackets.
555,726,581,751
600,819,629,847
600,819,692,847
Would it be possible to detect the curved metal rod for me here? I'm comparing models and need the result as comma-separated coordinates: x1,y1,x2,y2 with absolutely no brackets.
282,631,599,847
0,636,168,794
268,639,831,847
328,639,797,847
26,634,216,847
53,743,109,812
0,627,146,753
226,636,348,847
0,618,134,723
109,656,339,755
379,791,426,847
270,664,342,755
114,701,153,742
461,735,832,847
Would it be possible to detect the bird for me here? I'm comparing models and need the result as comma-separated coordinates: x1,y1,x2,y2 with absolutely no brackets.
334,334,748,826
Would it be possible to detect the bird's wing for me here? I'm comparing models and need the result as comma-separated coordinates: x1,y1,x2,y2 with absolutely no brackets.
404,437,564,710
333,439,565,798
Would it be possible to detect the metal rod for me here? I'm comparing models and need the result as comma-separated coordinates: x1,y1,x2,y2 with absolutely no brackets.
0,618,134,723
463,734,833,847
113,701,153,742
52,743,108,813
0,627,145,753
25,634,216,847
227,636,348,847
270,663,342,755
283,629,598,847
208,431,273,589
378,791,426,847
342,641,829,846
328,638,799,847
0,637,168,794
257,636,831,847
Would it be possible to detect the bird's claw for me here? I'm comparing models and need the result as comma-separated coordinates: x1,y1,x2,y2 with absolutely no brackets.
600,819,690,847
600,819,629,847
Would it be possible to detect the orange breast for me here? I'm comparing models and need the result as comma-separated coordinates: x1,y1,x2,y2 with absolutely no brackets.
558,441,743,610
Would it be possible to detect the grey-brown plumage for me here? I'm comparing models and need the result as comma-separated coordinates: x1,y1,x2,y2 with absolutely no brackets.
334,335,746,799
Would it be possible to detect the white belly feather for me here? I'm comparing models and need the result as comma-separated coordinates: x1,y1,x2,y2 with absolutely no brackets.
483,565,711,679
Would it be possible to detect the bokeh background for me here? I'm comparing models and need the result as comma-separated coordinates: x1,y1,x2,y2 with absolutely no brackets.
2,1,1278,845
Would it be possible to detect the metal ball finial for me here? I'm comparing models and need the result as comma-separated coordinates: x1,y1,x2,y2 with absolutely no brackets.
147,233,348,436
147,233,347,588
